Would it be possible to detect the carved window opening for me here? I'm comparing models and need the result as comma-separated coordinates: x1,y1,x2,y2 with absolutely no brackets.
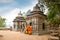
22,24,24,31
18,22,20,29
42,23,45,30
14,24,15,29
20,25,22,29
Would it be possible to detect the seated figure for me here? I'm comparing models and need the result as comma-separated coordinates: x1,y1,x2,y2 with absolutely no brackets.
25,24,32,34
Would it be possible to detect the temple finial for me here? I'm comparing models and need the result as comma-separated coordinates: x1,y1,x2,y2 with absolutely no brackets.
18,11,22,17
33,3,41,11
38,0,40,4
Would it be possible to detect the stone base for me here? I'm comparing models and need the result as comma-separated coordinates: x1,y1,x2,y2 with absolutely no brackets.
48,36,59,40
32,31,50,35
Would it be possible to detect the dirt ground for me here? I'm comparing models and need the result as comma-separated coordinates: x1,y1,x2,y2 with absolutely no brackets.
0,30,50,40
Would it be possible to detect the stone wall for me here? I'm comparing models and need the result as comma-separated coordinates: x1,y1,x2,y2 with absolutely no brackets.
0,27,11,30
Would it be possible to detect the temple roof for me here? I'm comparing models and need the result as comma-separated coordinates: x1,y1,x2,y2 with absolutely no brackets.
27,3,46,17
33,4,40,11
27,11,46,17
13,11,25,22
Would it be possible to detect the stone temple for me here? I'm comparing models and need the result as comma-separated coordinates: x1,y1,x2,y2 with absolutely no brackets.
13,3,49,35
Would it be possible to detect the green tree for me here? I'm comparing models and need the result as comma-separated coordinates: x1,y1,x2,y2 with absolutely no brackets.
38,0,60,26
38,0,60,39
0,16,6,27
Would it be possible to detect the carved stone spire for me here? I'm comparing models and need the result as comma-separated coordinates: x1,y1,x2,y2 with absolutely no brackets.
33,4,41,11
18,11,23,17
38,0,40,4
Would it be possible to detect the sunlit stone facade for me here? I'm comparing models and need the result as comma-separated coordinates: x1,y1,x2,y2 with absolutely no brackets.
26,4,49,35
13,11,26,32
13,3,49,35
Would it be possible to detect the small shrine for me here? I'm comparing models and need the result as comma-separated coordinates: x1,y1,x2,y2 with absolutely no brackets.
13,11,26,32
26,4,49,35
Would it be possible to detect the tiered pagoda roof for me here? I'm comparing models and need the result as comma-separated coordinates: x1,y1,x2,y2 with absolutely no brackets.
13,11,25,22
27,4,46,17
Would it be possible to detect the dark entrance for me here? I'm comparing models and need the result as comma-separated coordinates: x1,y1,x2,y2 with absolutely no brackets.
42,23,45,30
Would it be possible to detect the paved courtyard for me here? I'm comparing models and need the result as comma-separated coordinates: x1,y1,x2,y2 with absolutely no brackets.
0,30,50,40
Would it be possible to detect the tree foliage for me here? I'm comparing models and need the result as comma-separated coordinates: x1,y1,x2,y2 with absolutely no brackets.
38,0,60,38
0,16,6,27
38,0,60,26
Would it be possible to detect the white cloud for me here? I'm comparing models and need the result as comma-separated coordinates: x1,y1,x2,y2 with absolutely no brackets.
0,0,14,3
21,0,37,12
44,8,48,14
0,0,37,27
2,8,20,27
0,7,15,16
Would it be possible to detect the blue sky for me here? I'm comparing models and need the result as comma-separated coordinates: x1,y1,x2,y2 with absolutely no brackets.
0,0,37,27
0,0,37,15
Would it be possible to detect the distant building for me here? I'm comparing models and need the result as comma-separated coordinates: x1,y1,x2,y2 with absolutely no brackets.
13,3,49,35
13,11,26,32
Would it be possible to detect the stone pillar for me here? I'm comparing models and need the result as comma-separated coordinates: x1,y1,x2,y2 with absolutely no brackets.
12,23,15,31
32,17,39,35
20,22,22,32
15,22,18,31
13,22,17,31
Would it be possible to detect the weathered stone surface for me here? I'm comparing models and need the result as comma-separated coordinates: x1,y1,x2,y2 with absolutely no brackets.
13,3,49,35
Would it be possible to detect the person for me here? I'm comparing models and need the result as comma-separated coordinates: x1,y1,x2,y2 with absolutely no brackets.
25,24,32,34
